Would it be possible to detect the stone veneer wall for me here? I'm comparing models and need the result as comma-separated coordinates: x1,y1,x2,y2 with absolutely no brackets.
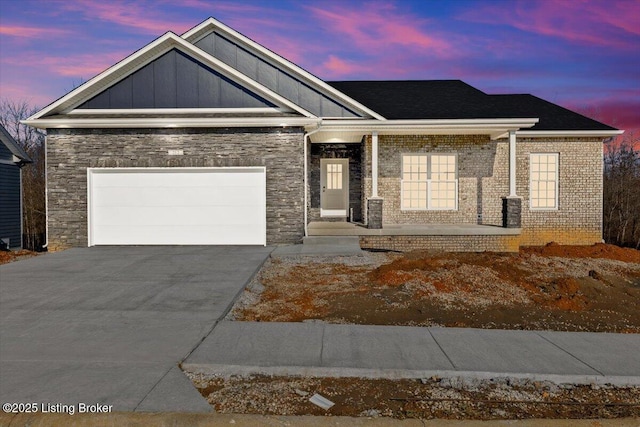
362,135,603,248
46,127,305,249
308,142,362,222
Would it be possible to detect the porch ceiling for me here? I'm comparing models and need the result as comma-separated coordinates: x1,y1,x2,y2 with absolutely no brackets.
310,128,515,143
308,118,539,142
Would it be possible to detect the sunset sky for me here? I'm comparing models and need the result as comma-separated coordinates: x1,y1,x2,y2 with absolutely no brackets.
1,0,638,135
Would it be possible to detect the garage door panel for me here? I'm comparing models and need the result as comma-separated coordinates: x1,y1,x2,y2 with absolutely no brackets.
92,170,264,188
93,224,265,245
89,168,266,245
93,185,265,209
93,205,264,227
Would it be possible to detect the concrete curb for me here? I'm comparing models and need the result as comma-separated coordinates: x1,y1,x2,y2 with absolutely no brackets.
1,412,639,427
182,363,640,387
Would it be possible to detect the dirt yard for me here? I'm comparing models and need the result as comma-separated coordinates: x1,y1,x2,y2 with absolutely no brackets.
230,243,640,332
186,373,640,420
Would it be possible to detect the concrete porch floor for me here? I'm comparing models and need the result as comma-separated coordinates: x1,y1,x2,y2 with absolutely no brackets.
308,221,522,236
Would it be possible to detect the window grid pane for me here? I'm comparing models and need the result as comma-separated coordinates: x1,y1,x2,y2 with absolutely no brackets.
402,154,457,210
327,163,343,190
402,154,429,209
530,154,558,209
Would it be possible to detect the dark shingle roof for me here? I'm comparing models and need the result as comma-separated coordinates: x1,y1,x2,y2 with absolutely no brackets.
328,80,617,131
0,124,31,163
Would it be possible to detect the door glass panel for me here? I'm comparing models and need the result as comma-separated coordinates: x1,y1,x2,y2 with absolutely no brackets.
327,163,343,190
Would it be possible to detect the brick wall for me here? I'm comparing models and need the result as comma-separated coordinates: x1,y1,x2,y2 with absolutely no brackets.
516,138,603,246
363,135,498,225
362,135,604,247
46,127,305,248
360,235,521,252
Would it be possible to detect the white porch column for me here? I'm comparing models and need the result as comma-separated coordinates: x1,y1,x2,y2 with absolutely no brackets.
371,131,379,197
509,130,517,197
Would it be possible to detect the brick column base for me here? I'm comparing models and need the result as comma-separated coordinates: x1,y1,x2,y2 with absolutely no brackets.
502,197,522,228
367,198,383,229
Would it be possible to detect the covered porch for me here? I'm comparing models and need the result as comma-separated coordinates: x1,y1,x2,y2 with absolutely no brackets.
305,119,539,237
307,221,522,252
308,221,521,236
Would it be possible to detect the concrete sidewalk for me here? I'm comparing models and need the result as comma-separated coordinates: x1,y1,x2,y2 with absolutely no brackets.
271,237,364,257
184,322,640,385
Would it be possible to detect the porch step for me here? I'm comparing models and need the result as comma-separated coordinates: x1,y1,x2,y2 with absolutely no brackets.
302,236,361,246
271,236,363,257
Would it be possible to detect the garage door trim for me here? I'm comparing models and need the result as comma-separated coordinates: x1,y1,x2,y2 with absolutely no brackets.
87,167,267,246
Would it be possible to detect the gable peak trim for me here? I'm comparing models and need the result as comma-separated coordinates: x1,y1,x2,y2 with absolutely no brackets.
181,17,386,121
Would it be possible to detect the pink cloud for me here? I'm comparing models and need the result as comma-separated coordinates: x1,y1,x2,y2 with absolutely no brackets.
0,25,71,39
179,0,276,15
58,0,194,35
0,84,49,108
569,97,640,134
460,0,639,50
3,51,131,79
320,55,371,78
566,95,640,149
307,2,450,55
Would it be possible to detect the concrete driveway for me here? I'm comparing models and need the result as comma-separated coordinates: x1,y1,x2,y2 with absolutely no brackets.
0,246,272,412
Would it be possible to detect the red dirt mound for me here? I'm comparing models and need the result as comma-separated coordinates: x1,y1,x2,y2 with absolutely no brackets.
522,242,640,263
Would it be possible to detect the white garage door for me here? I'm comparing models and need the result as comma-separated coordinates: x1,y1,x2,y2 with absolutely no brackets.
88,167,266,246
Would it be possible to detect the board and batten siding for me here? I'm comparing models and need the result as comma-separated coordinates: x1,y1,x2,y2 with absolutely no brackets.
79,49,277,109
194,32,359,118
0,162,22,249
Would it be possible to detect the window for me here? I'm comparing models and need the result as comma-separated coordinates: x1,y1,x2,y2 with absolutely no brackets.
402,154,457,210
530,153,558,209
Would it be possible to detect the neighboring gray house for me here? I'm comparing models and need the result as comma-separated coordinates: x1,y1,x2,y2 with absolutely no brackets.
24,17,622,252
0,124,31,250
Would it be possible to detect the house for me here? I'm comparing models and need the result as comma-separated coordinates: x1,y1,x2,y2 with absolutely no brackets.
0,124,31,250
23,17,622,252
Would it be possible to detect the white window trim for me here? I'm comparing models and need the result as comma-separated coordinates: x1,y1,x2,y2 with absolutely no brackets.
401,153,458,211
529,153,559,211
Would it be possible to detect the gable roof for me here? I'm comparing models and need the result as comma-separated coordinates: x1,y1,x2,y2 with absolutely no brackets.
22,17,620,136
0,124,31,163
182,18,385,120
329,80,617,132
25,31,316,122
77,48,278,110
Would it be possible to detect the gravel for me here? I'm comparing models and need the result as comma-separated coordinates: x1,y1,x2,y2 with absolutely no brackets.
183,371,640,420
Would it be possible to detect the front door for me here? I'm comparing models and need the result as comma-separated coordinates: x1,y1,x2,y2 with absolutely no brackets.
320,159,349,217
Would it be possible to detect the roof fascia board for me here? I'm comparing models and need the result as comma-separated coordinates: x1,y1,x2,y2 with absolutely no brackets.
516,130,624,137
181,17,386,120
21,117,320,129
310,118,540,141
68,107,288,115
28,33,316,121
0,126,32,162
320,118,540,129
